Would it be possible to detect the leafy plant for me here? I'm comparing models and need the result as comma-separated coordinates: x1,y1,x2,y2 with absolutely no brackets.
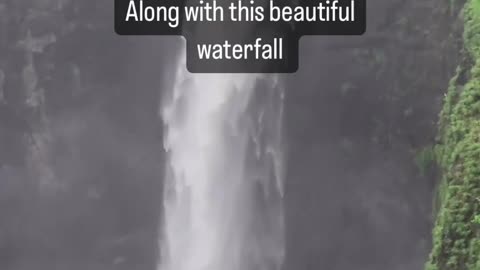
415,145,436,176
474,214,480,225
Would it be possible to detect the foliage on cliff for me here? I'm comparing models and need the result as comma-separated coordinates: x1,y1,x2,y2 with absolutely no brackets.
427,0,480,269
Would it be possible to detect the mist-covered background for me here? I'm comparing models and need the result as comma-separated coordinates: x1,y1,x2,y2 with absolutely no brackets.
0,0,463,270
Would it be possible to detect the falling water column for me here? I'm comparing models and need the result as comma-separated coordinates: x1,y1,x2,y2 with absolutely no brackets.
159,51,285,270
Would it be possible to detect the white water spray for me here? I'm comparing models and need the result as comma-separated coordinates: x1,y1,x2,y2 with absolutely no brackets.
159,48,285,270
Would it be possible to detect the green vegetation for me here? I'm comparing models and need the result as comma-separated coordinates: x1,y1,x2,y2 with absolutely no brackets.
415,145,436,176
426,0,480,269
475,214,480,225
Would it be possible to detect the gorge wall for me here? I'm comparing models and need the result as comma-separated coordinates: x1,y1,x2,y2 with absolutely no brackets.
427,0,480,269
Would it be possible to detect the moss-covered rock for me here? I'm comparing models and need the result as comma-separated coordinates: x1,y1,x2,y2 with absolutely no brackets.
427,0,480,269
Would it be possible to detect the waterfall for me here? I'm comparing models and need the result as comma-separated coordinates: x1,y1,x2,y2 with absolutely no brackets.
158,47,285,270
21,31,57,193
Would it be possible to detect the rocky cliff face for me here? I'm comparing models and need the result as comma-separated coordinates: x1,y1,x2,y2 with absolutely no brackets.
284,0,461,269
0,1,165,269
